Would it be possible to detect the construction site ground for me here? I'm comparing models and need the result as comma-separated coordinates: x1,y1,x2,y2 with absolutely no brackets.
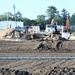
0,39,75,75
0,28,75,56
0,28,75,75
0,60,75,75
0,40,75,56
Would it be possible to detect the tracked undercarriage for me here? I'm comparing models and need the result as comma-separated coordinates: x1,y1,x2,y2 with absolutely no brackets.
37,40,75,51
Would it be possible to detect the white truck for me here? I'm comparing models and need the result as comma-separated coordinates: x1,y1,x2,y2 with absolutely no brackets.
45,24,70,40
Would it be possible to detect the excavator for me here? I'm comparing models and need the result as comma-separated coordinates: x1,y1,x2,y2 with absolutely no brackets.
45,17,70,40
36,17,72,50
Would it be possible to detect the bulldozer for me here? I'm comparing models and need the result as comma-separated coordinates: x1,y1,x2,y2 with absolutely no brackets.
33,18,72,50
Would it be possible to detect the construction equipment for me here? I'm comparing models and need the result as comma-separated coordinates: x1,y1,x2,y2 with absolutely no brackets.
0,17,75,51
45,24,70,40
36,18,71,50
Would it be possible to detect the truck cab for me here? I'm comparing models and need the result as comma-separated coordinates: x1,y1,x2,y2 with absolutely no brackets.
45,24,56,33
45,24,70,40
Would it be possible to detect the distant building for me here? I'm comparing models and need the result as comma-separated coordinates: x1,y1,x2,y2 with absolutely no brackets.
0,21,23,29
28,26,40,33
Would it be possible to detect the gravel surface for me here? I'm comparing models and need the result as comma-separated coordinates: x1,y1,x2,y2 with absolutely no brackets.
0,40,75,53
0,60,75,75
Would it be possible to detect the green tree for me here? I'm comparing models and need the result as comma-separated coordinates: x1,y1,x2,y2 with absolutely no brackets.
30,20,37,26
36,15,45,23
54,12,62,25
23,18,31,26
46,6,57,20
4,12,13,20
61,8,69,26
15,11,23,21
0,14,7,21
36,15,46,30
70,13,75,25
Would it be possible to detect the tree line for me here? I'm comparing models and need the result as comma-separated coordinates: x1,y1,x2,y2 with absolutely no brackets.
0,6,75,30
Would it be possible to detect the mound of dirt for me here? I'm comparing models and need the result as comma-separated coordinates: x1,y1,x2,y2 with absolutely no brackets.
48,67,75,75
33,67,75,75
0,28,14,38
0,68,31,75
0,28,22,39
0,67,75,75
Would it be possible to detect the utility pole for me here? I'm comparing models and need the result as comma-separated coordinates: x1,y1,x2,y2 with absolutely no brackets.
7,13,8,28
13,4,17,27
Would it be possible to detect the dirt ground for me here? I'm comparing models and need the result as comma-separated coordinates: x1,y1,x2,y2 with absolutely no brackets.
0,40,75,55
0,60,75,75
0,40,75,75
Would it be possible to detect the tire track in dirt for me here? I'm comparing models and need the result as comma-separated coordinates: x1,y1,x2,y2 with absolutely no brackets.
67,60,75,68
0,60,75,73
49,60,67,67
0,60,34,69
24,60,59,73
21,60,51,72
10,60,45,71
59,60,73,67
30,60,58,73
0,60,16,66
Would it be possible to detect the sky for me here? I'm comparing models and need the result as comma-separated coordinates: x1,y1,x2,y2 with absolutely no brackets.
0,0,75,20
